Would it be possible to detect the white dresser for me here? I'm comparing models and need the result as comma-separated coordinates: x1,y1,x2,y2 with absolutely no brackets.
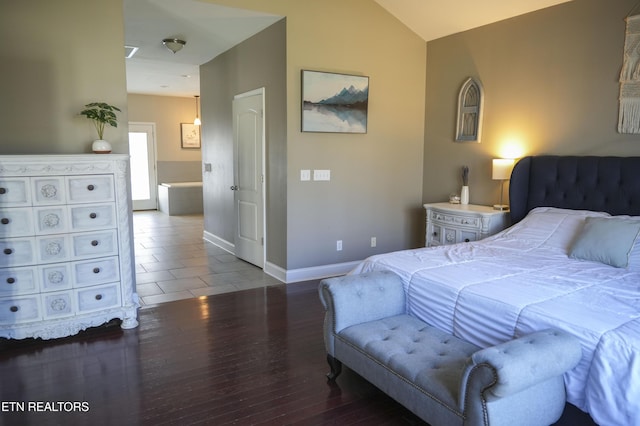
424,202,509,247
0,155,138,339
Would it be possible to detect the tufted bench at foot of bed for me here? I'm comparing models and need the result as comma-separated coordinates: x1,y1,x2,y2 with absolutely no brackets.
319,271,583,426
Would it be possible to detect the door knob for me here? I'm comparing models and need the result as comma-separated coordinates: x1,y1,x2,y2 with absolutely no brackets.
230,185,238,190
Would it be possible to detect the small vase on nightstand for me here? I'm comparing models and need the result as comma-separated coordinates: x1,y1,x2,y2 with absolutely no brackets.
460,186,469,205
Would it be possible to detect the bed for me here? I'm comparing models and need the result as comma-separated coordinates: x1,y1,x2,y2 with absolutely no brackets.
351,156,640,426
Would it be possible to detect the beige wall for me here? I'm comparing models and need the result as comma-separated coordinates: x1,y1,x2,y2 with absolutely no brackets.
205,0,426,272
423,0,640,208
127,94,203,183
0,0,128,154
127,94,202,162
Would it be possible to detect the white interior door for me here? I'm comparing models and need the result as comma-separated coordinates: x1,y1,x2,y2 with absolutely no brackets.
232,89,265,268
128,122,157,211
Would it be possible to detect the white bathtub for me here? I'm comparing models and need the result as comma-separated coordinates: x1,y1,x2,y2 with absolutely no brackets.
158,182,203,215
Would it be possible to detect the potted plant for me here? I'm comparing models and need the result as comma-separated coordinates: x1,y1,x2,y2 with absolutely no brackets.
79,102,121,153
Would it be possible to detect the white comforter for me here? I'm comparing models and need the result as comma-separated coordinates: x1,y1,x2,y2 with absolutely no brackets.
351,207,640,426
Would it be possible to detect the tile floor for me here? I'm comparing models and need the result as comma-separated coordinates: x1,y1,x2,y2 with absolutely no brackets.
132,210,281,308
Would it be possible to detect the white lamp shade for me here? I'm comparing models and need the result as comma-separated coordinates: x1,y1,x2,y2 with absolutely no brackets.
492,158,515,180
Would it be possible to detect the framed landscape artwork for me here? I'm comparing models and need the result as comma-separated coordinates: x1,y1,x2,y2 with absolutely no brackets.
180,123,201,149
301,70,369,133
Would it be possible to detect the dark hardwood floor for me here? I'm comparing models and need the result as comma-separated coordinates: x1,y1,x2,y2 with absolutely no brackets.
0,280,597,426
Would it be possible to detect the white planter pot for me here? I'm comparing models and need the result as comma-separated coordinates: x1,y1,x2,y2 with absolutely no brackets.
92,140,112,154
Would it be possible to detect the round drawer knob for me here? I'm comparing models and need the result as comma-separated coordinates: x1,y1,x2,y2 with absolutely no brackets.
3,248,12,255
89,213,97,219
93,267,100,274
1,218,9,225
6,277,15,284
87,184,95,191
91,240,99,247
9,306,18,313
0,188,6,195
95,294,103,301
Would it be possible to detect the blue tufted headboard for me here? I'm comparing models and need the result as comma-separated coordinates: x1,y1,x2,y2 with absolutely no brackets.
509,156,640,224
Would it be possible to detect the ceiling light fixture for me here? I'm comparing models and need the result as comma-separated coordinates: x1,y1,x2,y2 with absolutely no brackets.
194,95,201,126
162,38,186,54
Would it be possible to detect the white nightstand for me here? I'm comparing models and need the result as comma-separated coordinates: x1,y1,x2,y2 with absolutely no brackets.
424,203,510,247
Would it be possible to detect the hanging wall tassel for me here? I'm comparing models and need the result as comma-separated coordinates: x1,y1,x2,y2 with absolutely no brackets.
618,13,640,133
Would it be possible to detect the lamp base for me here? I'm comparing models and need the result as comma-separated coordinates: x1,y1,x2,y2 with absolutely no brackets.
493,204,509,211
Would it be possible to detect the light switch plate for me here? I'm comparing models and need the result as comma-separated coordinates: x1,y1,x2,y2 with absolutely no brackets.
300,169,311,181
314,169,331,181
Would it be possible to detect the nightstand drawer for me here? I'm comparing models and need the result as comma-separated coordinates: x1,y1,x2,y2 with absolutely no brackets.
430,211,481,229
429,224,479,246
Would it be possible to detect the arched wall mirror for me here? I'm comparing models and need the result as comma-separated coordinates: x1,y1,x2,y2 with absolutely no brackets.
455,77,484,142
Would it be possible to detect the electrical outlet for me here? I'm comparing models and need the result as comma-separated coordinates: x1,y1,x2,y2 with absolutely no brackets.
371,237,376,247
336,240,342,251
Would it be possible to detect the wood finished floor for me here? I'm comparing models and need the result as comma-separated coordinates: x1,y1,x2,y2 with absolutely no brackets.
0,281,426,426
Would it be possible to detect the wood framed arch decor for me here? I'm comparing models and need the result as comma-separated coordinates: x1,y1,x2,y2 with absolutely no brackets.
455,77,484,142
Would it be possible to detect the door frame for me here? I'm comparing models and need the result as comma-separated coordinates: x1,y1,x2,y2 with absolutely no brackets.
128,122,158,211
233,87,266,267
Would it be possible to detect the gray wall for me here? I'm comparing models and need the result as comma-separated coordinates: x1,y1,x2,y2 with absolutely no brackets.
0,0,128,154
200,19,288,268
423,0,640,207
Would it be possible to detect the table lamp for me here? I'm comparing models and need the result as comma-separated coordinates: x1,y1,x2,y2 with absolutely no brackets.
492,159,515,210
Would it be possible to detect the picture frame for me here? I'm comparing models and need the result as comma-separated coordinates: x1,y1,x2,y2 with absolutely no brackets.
180,123,201,149
301,70,369,133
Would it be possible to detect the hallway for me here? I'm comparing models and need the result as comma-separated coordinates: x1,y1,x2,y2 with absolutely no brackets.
133,211,280,307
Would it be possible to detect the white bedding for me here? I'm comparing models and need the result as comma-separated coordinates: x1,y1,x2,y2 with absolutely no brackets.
351,207,640,426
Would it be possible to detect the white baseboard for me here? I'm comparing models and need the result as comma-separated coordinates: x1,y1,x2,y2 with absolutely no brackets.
203,231,234,254
282,261,360,283
202,232,360,284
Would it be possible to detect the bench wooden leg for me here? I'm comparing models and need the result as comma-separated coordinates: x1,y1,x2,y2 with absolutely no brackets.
326,354,342,381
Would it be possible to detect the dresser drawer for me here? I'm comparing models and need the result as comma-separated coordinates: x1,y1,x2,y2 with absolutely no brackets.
0,296,41,324
73,256,120,287
0,238,36,267
42,291,74,319
67,175,114,204
0,208,34,237
72,230,118,259
32,177,66,205
34,206,69,235
0,178,30,207
36,235,70,264
70,203,116,231
76,284,120,313
39,263,72,291
0,267,38,295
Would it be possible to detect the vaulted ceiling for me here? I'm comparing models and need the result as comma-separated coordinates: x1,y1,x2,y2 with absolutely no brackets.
124,0,573,97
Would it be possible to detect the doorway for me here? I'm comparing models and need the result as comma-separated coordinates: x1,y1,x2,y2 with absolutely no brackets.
128,122,158,211
232,88,265,268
